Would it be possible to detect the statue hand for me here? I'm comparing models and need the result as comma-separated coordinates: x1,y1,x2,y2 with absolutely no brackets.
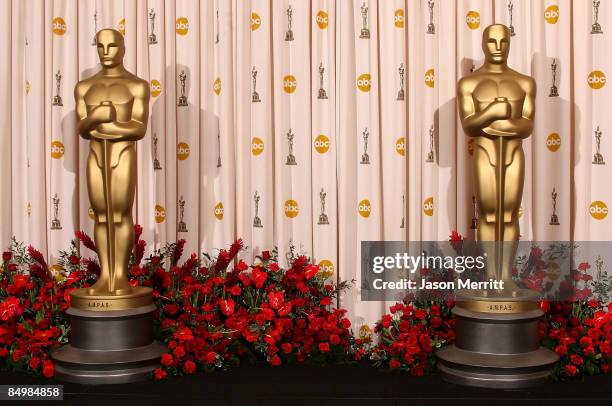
91,103,117,124
487,99,511,121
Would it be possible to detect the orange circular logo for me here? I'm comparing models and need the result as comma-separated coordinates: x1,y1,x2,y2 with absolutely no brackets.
546,133,561,152
251,12,261,31
318,259,334,279
316,10,329,29
544,5,559,24
589,201,608,220
177,142,190,160
394,9,405,28
150,79,162,97
423,197,434,216
283,75,297,93
314,134,330,154
251,137,264,156
466,11,480,29
52,17,67,35
214,77,221,95
358,199,372,218
284,199,299,218
176,17,189,35
425,69,435,88
155,204,166,223
396,137,406,156
88,207,95,220
50,140,65,159
357,73,371,92
588,70,606,89
214,202,224,220
117,18,126,36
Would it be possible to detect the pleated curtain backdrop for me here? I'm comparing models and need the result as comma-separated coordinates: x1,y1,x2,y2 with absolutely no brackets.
1,0,610,332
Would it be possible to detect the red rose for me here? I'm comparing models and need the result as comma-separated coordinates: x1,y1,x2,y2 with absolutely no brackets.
182,360,196,374
382,315,392,328
268,291,284,309
389,359,401,369
319,342,330,353
219,298,236,316
229,285,242,296
29,356,41,370
252,268,268,288
269,263,280,272
281,343,293,354
414,309,427,320
2,252,11,262
270,355,281,366
564,364,577,376
69,255,79,265
173,346,185,358
320,297,332,306
42,360,54,378
205,351,217,365
554,345,567,356
330,334,341,345
161,354,173,366
154,368,168,380
262,251,271,260
304,265,319,280
570,354,584,366
174,326,194,341
341,318,351,329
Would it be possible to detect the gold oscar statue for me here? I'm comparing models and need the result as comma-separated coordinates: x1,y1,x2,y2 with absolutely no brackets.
437,24,558,389
72,28,151,310
456,24,538,309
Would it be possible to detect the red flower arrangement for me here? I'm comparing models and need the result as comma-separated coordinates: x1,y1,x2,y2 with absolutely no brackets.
0,228,610,381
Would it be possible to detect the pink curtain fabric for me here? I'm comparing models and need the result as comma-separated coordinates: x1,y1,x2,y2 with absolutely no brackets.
1,0,610,331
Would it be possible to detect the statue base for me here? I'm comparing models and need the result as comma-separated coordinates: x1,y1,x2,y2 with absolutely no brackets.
437,298,558,389
51,303,165,384
70,285,153,311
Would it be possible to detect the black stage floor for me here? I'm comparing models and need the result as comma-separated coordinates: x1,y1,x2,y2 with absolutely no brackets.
1,363,611,406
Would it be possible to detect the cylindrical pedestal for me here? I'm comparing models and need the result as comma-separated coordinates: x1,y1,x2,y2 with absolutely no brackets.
436,306,558,389
51,304,166,384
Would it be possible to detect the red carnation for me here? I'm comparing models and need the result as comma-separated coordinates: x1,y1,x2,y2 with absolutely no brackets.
0,297,24,321
154,368,168,380
204,351,217,365
304,265,319,280
564,364,578,376
319,342,330,353
42,360,54,378
252,268,267,289
174,326,194,341
268,291,284,309
389,359,401,369
270,355,282,366
182,360,196,374
219,298,236,316
2,251,11,262
161,353,173,366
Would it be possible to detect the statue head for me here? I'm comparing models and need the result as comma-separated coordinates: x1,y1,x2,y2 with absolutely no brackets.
482,24,510,65
96,29,125,68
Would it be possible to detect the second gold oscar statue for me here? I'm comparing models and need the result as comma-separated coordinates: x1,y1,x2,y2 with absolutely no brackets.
51,29,165,384
436,24,558,388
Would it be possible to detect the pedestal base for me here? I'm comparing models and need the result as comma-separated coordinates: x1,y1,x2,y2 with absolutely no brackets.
436,306,558,389
51,304,165,384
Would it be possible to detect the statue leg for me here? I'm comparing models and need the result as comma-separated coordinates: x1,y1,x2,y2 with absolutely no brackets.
110,146,137,294
472,146,499,284
500,145,525,292
86,151,111,295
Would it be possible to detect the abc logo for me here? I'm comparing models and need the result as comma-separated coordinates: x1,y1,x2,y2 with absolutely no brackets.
518,205,524,218
425,69,435,88
467,138,474,155
318,259,334,279
214,202,224,220
544,5,559,24
50,140,65,159
466,11,480,29
396,137,405,156
359,324,373,342
251,12,261,31
546,133,561,152
150,79,162,97
316,10,329,29
177,142,190,160
283,75,297,93
214,77,222,95
357,73,371,92
251,137,264,156
117,18,126,36
88,207,95,220
25,80,30,94
358,199,372,218
588,70,606,89
589,201,608,220
26,202,32,216
547,261,561,281
284,199,299,218
314,134,330,154
394,9,405,28
175,17,189,35
155,204,166,223
52,17,67,35
423,197,434,216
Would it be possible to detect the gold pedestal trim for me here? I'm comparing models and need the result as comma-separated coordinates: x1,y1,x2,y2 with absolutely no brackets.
455,300,540,314
70,286,153,311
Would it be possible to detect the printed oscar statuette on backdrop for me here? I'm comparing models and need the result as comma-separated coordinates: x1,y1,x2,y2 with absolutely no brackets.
253,191,263,228
51,29,165,384
436,24,558,388
593,126,605,165
359,2,370,39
